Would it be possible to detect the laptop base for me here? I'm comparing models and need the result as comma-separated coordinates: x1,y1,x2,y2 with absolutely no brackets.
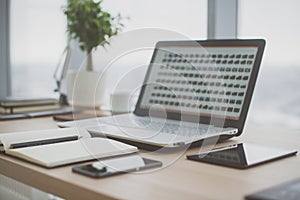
90,132,234,151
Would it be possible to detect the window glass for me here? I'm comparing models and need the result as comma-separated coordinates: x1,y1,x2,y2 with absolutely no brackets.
10,0,67,97
92,0,208,97
10,0,207,100
238,0,300,130
103,0,207,39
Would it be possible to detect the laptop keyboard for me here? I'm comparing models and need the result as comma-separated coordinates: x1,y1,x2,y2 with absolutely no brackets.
99,114,231,137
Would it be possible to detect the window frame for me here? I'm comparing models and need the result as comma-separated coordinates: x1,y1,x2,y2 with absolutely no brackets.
207,0,238,39
0,0,11,96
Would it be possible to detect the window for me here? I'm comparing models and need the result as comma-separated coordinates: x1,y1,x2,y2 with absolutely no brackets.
103,0,207,39
9,0,207,98
73,0,208,98
238,0,300,130
10,0,67,97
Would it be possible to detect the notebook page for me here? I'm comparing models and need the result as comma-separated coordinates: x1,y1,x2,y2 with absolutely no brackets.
7,138,138,167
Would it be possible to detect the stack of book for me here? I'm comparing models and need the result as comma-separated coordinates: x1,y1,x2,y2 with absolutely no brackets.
0,97,61,114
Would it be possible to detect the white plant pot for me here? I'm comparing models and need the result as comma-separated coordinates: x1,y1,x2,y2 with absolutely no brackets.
66,70,106,108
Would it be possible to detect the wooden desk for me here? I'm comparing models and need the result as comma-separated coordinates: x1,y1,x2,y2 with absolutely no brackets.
0,117,299,200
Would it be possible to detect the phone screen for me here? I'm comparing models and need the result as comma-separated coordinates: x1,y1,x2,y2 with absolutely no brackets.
72,155,162,178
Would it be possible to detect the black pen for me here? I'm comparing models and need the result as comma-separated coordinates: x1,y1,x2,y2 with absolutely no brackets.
10,135,80,149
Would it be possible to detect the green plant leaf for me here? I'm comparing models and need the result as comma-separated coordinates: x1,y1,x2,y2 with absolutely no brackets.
63,0,127,70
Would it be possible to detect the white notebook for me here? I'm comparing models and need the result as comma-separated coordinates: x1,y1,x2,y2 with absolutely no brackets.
0,128,138,168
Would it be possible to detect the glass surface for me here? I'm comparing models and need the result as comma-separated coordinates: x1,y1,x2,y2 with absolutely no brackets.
92,155,146,173
96,0,208,104
73,155,162,177
238,0,300,130
10,0,67,97
9,0,207,98
102,0,207,39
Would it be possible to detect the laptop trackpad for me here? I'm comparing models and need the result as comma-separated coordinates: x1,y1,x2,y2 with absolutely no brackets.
88,125,191,147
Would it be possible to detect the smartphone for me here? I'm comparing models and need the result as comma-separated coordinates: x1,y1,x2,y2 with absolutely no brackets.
72,155,162,178
186,143,297,169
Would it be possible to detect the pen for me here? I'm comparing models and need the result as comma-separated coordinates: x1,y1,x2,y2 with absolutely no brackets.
10,135,80,149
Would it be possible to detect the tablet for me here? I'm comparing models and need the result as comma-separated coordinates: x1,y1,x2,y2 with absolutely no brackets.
186,143,297,169
72,155,162,178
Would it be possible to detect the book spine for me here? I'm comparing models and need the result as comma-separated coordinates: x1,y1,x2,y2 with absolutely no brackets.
0,107,13,114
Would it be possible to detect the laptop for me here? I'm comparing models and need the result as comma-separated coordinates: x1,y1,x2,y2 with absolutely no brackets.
58,39,265,148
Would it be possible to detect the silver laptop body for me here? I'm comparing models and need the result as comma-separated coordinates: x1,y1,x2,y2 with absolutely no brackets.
58,39,265,148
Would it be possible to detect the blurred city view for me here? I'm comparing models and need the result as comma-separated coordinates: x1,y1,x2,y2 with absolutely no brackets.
247,65,300,131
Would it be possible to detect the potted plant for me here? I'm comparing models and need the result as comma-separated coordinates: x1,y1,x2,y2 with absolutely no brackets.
63,0,124,107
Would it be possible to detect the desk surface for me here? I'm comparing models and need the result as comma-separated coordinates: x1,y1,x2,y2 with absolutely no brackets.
0,117,299,200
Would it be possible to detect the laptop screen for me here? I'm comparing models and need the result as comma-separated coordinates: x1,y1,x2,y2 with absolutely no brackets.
135,40,265,133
